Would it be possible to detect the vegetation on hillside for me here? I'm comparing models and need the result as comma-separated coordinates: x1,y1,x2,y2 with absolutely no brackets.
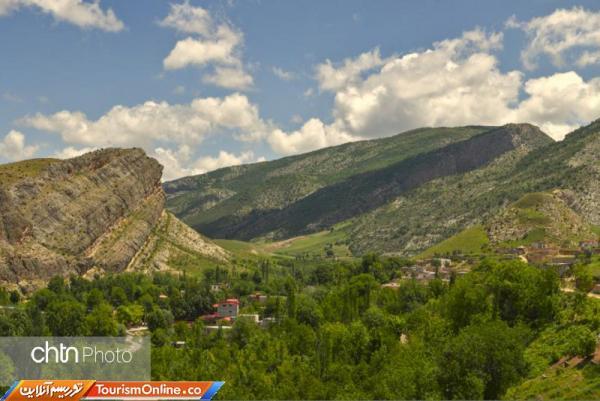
0,158,58,187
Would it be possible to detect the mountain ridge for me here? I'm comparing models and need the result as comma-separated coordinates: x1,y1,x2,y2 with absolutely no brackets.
165,123,557,254
0,148,229,291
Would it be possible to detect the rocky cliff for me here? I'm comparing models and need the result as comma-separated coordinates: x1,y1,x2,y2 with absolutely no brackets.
0,148,228,291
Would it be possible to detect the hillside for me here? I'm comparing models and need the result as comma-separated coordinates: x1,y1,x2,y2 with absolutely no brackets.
0,149,229,291
488,191,596,247
339,120,599,255
166,123,556,254
164,126,491,233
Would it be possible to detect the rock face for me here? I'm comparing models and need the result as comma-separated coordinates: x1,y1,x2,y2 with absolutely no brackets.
0,148,228,291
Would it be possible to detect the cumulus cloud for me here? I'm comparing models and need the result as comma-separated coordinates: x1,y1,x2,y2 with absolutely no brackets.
158,0,211,35
316,48,389,92
17,94,274,178
0,130,38,161
21,93,271,148
507,7,600,69
271,27,600,152
272,67,295,81
154,147,259,180
0,0,124,31
268,119,357,155
53,146,96,159
513,72,600,139
202,65,253,90
160,2,252,90
163,26,242,70
269,29,517,154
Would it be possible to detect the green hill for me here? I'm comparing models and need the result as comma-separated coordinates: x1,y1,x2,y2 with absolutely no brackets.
165,119,600,256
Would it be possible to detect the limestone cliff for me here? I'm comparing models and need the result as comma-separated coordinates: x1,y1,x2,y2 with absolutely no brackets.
0,148,228,291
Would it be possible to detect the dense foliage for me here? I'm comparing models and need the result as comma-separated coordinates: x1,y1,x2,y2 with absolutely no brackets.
0,255,598,400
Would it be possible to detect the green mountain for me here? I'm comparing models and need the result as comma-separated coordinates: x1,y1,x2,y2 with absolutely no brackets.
167,122,588,254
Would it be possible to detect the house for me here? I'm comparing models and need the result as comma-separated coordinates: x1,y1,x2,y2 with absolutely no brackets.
580,240,599,249
548,255,576,267
249,292,268,303
592,284,600,295
214,298,240,318
381,282,401,289
210,284,222,292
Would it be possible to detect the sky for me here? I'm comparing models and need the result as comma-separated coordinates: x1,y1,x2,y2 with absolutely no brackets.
1,0,600,180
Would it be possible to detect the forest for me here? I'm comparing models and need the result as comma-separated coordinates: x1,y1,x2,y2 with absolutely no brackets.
0,254,599,400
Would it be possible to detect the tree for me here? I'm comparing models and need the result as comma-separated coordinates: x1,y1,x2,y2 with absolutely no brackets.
439,320,529,400
85,303,118,336
46,300,86,336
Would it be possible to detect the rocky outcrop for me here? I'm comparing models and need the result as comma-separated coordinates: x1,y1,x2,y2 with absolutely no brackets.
0,148,229,291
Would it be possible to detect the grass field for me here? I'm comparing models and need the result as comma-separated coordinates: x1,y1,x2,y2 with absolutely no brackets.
506,362,600,400
0,158,58,186
213,239,271,258
418,225,490,258
264,223,353,258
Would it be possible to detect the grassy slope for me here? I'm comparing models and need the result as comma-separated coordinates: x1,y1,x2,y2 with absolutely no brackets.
0,158,58,186
264,222,353,258
506,363,600,400
417,225,489,258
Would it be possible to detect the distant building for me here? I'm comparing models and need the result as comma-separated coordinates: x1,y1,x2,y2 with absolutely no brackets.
249,292,268,303
381,282,401,289
580,240,599,249
214,298,239,318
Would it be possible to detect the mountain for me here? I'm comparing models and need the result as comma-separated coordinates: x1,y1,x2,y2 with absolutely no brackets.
0,148,228,291
164,125,491,228
165,123,560,254
346,120,599,254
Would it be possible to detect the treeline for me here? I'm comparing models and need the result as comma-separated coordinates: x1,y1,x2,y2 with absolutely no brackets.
0,256,599,400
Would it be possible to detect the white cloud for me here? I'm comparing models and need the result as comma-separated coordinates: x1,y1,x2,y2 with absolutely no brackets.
18,94,275,178
173,85,185,95
53,146,96,159
163,26,241,70
158,1,212,35
0,130,38,161
0,0,124,31
507,7,600,69
160,2,252,90
272,67,295,81
268,118,357,155
513,71,600,140
202,65,253,90
271,27,600,152
315,48,389,92
21,93,271,148
154,147,259,180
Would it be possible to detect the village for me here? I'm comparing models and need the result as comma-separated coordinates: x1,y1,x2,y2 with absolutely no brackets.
381,239,600,297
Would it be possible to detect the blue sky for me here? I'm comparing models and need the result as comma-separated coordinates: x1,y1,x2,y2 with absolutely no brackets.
1,0,600,179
